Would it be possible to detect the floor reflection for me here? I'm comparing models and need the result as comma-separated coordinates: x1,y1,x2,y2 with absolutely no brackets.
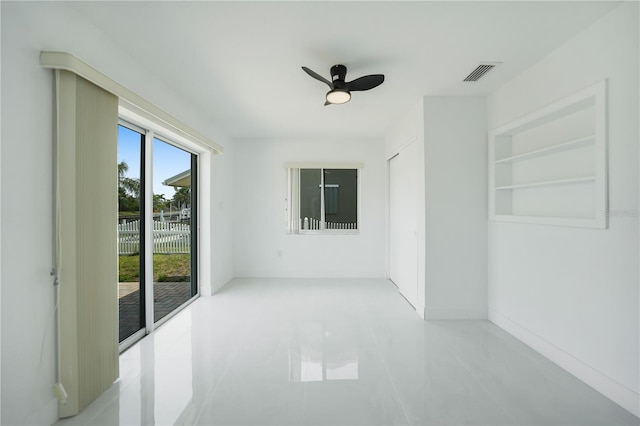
290,321,359,383
115,315,195,425
54,279,638,426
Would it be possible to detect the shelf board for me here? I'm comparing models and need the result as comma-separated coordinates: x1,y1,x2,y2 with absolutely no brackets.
495,176,596,190
495,135,595,164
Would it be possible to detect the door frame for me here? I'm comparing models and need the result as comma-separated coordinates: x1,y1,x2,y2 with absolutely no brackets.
386,136,426,318
388,139,419,308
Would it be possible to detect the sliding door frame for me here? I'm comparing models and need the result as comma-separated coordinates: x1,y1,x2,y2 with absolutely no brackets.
143,128,155,335
150,134,200,330
118,120,148,351
190,154,198,297
118,111,207,351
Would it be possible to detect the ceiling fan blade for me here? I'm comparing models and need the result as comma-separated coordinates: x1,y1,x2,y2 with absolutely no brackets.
302,66,333,88
346,74,384,91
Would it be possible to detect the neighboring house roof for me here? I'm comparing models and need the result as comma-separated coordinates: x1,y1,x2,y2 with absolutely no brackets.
162,169,191,188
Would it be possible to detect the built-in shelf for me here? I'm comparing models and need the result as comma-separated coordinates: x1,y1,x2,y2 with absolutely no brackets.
495,135,595,164
489,80,607,228
495,176,596,191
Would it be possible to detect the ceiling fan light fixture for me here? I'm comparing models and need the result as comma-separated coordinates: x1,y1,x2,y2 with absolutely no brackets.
326,89,351,105
303,65,383,106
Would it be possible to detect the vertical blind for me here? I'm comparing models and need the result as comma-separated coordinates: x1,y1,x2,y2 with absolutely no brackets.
55,69,119,418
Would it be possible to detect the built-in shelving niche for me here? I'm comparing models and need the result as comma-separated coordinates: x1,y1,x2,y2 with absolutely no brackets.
489,80,607,228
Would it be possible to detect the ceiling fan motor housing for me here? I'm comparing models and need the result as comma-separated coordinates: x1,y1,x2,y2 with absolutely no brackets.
330,64,348,86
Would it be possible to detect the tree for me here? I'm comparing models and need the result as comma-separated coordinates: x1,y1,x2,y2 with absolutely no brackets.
118,186,138,212
173,187,191,208
153,194,169,212
118,161,140,212
118,161,128,178
118,161,140,198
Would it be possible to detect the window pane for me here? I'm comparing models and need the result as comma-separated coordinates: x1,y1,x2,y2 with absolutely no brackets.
153,138,196,323
300,169,321,230
118,124,144,342
324,169,357,230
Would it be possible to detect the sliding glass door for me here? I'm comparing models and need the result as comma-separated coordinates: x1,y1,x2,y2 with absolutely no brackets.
152,138,197,324
118,125,198,346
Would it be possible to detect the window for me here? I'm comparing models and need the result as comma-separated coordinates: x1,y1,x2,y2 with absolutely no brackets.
287,166,359,233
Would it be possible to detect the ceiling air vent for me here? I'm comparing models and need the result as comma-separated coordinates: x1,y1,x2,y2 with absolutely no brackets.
463,63,500,82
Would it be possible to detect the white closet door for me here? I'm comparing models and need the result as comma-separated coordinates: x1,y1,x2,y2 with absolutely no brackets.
389,141,418,308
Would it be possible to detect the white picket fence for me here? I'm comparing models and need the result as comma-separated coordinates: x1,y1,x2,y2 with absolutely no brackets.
326,221,357,230
301,217,357,230
118,220,191,255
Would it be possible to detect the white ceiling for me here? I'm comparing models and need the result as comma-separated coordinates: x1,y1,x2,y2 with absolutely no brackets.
72,1,618,140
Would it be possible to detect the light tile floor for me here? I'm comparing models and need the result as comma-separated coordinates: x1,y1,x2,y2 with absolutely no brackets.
55,278,638,425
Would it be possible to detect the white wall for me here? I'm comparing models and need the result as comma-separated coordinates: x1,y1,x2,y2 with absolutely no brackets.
0,3,234,424
424,97,488,319
211,141,235,294
385,100,425,159
233,138,386,278
487,2,639,416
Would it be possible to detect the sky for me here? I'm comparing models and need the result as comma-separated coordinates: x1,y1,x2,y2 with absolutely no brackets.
118,125,191,199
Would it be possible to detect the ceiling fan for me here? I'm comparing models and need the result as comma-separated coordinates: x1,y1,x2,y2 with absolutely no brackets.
302,64,384,106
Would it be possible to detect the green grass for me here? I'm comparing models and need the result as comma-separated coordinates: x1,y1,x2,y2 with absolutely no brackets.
119,254,191,282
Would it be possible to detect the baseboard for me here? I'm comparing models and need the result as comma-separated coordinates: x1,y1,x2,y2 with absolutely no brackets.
423,305,488,319
416,303,425,320
489,308,639,418
232,271,386,279
211,275,235,295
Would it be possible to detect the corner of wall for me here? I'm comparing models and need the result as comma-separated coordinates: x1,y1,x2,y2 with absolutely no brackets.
211,136,235,294
424,305,488,320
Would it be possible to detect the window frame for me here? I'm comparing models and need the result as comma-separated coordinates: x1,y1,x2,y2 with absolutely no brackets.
286,163,362,235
